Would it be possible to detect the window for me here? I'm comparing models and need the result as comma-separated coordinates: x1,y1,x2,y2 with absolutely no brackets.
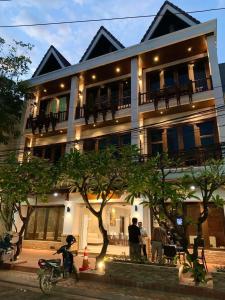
59,96,67,112
198,121,215,146
164,69,175,87
182,125,195,150
33,143,66,162
149,129,163,155
25,206,64,241
148,72,160,92
178,65,189,86
83,139,96,152
167,127,179,153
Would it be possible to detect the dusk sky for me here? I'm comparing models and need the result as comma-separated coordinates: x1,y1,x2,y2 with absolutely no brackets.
1,0,225,78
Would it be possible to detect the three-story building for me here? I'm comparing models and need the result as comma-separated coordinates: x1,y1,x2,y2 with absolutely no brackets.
18,1,225,252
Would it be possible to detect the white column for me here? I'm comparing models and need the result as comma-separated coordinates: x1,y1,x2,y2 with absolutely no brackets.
188,63,195,92
131,57,139,146
66,76,79,153
160,70,165,89
206,34,225,146
131,198,143,223
62,201,79,235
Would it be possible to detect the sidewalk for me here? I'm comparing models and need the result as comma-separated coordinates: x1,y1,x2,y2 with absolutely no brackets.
0,270,217,300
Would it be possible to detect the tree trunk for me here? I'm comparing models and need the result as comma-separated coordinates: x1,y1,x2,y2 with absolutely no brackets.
96,212,109,265
14,219,26,260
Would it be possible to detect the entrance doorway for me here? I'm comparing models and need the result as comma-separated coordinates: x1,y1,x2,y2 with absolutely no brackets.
80,203,131,255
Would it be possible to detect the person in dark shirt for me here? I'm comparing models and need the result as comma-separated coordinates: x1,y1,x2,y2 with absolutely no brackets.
128,217,141,260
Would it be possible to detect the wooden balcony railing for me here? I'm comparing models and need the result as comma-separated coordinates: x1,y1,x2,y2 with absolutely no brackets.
143,142,222,167
75,95,131,124
26,111,68,134
139,77,213,108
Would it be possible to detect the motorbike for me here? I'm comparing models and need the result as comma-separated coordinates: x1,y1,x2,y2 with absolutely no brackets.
0,233,15,265
37,235,79,294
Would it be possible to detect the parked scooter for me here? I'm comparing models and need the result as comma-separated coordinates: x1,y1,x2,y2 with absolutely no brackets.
38,235,79,294
0,233,15,264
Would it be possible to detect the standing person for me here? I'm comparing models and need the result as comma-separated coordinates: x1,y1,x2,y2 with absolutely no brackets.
138,222,148,259
128,218,141,260
151,224,168,263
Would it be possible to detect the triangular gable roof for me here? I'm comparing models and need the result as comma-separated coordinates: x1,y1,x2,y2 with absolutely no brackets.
32,45,71,77
141,1,200,42
80,26,125,62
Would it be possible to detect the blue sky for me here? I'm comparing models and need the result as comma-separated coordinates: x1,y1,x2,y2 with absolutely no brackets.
0,0,225,78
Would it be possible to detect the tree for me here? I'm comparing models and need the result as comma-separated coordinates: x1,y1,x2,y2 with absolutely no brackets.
126,154,225,283
0,153,54,259
0,38,33,144
58,147,136,264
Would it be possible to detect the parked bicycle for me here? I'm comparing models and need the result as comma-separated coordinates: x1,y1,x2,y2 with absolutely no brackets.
38,235,79,294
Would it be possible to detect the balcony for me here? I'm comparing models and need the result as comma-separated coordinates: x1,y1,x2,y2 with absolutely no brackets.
144,143,222,167
139,77,213,110
75,95,131,124
26,111,68,134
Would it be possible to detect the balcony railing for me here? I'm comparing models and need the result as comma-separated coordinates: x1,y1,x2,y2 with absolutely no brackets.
144,143,222,167
139,77,213,108
26,111,68,134
75,95,131,124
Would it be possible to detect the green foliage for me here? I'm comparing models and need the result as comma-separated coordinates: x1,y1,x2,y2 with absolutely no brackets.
0,153,54,231
183,254,207,284
0,38,33,144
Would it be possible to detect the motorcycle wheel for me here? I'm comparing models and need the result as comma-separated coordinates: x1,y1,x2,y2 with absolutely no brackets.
39,273,55,295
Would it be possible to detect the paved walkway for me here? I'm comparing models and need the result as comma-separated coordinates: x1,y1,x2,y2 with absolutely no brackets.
0,270,216,300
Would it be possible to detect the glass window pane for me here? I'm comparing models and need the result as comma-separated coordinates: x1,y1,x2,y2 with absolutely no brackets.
167,128,179,153
120,133,131,146
178,65,189,86
57,207,64,241
51,99,57,113
35,208,46,240
183,125,195,150
199,121,214,136
83,139,95,152
46,208,58,241
150,129,163,143
201,137,214,146
164,70,175,87
194,61,206,80
59,96,67,112
149,72,160,91
152,143,163,155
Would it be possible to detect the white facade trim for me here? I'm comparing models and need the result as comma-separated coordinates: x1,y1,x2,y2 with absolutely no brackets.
28,20,216,87
142,3,198,41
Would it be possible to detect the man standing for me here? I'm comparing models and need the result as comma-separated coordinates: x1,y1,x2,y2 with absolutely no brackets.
138,221,148,259
151,224,168,263
128,218,141,260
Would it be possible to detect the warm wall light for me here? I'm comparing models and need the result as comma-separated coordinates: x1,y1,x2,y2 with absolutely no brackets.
192,104,195,108
187,47,192,52
115,119,119,123
60,130,63,133
40,133,43,137
153,56,159,62
93,123,96,127
160,111,163,115
60,83,65,88
92,74,96,80
115,67,121,73
43,89,47,93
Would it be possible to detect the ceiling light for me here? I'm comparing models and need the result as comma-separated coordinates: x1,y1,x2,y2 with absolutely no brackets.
115,67,121,73
192,105,195,108
93,123,96,127
153,56,159,62
190,185,195,191
43,89,47,93
60,83,65,88
160,111,163,115
40,133,43,137
53,192,58,197
92,74,96,80
60,130,63,133
187,47,192,52
115,119,119,123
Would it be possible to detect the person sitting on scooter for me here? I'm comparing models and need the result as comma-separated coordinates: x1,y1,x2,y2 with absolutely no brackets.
57,235,76,274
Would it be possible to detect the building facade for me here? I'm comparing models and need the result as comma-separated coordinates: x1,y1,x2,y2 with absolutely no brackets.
18,1,225,251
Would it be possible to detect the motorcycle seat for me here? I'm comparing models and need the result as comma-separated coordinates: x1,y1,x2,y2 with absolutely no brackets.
45,259,61,267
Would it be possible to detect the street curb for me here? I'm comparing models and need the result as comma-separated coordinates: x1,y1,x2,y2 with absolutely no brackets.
3,265,225,300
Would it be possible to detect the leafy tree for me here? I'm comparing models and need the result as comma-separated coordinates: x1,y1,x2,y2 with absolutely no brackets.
58,147,136,264
0,38,33,144
126,154,225,283
0,153,54,259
